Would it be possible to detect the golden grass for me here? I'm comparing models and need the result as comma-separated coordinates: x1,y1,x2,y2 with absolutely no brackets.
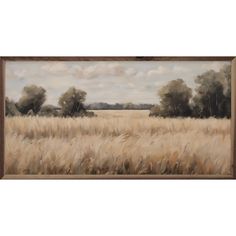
5,110,231,175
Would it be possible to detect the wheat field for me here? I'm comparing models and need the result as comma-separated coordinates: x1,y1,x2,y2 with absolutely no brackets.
5,110,231,175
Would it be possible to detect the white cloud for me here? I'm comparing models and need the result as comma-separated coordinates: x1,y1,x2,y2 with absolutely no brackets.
172,65,190,73
79,63,126,79
5,65,28,80
135,71,145,79
97,83,105,88
147,66,168,77
40,62,138,80
126,68,137,76
41,62,68,74
128,82,135,88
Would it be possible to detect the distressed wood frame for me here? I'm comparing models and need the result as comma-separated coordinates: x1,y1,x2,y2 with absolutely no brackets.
0,56,235,179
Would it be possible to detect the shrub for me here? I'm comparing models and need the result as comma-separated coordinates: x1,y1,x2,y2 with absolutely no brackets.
38,105,60,117
5,97,21,116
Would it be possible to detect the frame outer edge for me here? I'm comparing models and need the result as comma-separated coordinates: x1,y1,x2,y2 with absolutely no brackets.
0,58,4,179
0,57,235,180
1,56,235,61
232,58,236,178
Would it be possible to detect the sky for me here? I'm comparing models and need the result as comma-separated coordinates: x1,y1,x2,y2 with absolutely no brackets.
5,60,231,105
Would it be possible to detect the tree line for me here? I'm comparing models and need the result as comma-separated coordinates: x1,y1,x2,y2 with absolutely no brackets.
150,64,231,118
6,86,95,117
86,103,153,110
6,64,231,118
5,86,154,117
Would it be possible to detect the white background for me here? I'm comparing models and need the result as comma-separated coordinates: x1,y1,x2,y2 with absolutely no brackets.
1,0,236,236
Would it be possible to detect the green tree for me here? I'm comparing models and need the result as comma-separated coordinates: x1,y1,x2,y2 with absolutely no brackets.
158,79,192,117
17,85,46,114
58,87,87,117
192,70,227,118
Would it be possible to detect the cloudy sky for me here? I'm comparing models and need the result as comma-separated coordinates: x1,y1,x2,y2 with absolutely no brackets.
5,61,231,105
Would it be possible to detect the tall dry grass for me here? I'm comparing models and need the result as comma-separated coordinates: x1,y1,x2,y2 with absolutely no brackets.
5,110,231,175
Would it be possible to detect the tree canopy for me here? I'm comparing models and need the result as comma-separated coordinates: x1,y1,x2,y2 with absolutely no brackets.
17,85,46,114
158,79,192,117
58,87,87,117
192,69,230,118
150,64,231,118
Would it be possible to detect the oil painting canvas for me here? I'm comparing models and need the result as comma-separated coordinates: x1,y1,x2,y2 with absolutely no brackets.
4,60,232,176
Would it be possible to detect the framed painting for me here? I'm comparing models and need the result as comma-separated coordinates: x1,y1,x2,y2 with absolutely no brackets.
0,57,235,179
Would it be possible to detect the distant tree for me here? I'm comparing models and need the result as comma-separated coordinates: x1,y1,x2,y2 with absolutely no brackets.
38,105,60,117
113,103,123,110
17,85,46,114
85,103,153,110
158,79,192,117
86,102,111,110
192,70,227,118
5,97,21,116
58,87,87,117
123,102,135,109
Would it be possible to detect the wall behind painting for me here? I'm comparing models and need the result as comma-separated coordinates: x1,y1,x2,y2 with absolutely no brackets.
0,1,236,236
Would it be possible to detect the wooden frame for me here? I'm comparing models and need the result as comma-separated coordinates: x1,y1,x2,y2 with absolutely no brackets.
0,56,235,179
